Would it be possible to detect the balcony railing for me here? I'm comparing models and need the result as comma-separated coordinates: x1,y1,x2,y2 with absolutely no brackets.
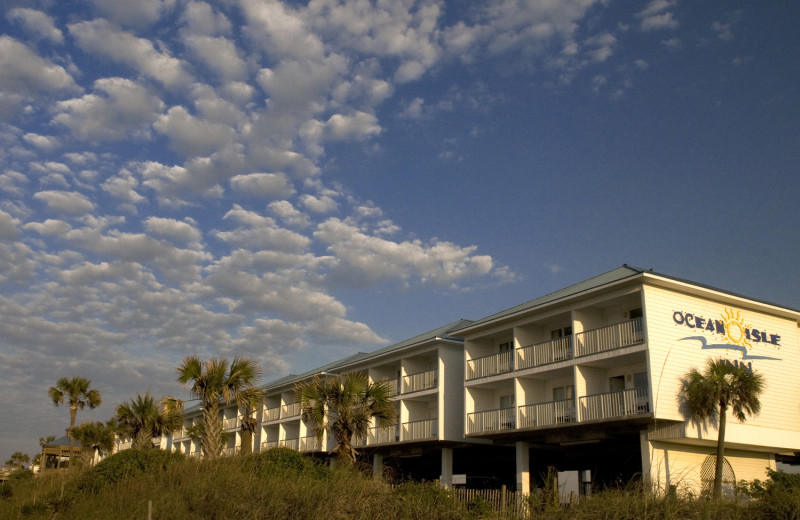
222,416,241,430
281,402,301,419
279,438,299,450
578,387,650,421
401,418,437,441
263,406,280,422
517,399,576,429
261,441,279,451
382,378,400,397
172,428,188,441
466,351,513,380
467,407,515,434
221,446,239,456
189,451,202,458
516,337,573,370
574,318,644,357
117,441,132,451
300,435,322,452
403,369,437,393
367,425,398,445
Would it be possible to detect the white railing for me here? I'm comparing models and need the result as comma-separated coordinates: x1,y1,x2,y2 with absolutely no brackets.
574,318,644,357
260,441,278,450
367,425,398,445
281,402,301,419
172,428,188,441
221,446,239,456
382,378,400,397
279,438,299,450
516,337,573,370
117,441,132,451
402,369,437,393
189,451,202,458
300,435,321,452
466,351,513,380
517,399,576,429
222,416,240,430
578,387,650,422
401,418,437,441
263,406,280,422
467,407,515,434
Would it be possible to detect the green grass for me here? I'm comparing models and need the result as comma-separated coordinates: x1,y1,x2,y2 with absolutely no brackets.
1,450,798,519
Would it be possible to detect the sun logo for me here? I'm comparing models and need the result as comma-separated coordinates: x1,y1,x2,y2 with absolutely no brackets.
720,307,752,352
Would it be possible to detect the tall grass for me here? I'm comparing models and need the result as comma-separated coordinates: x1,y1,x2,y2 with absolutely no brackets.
1,450,797,520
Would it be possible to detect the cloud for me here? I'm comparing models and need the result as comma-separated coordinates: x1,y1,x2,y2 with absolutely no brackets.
52,77,165,142
145,217,202,244
637,0,679,31
268,200,311,228
183,34,248,81
0,36,79,94
213,205,311,252
22,133,61,152
90,0,177,27
68,19,192,89
6,8,64,43
153,105,236,156
230,173,295,199
33,190,95,215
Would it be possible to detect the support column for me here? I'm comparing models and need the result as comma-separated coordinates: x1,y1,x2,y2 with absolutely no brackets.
639,429,652,489
373,453,384,480
516,441,530,495
441,447,453,488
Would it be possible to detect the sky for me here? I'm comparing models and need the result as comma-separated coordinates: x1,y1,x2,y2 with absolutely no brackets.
1,0,798,464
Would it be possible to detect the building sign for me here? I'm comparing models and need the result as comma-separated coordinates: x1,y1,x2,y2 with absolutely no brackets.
672,307,781,361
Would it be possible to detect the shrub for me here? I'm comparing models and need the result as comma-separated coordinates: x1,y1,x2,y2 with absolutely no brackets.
77,449,186,493
244,447,329,479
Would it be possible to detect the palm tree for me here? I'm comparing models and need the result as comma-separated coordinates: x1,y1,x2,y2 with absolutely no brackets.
48,376,101,467
176,356,264,460
115,392,183,450
70,420,116,465
296,372,397,464
680,358,764,498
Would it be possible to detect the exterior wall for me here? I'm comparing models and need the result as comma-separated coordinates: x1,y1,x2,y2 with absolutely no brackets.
439,343,465,440
643,283,800,450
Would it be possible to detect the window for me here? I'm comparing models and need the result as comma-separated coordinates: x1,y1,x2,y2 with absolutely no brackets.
553,385,574,401
609,375,625,392
499,394,514,409
551,326,573,339
499,341,512,352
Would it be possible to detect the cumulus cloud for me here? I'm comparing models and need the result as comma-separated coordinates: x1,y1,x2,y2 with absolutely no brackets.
23,133,61,152
230,173,295,199
213,205,311,252
0,36,79,94
33,190,95,215
68,19,192,89
637,0,679,31
153,105,236,156
52,77,164,142
7,8,64,43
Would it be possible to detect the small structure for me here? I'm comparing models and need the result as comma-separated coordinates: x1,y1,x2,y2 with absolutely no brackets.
41,436,83,469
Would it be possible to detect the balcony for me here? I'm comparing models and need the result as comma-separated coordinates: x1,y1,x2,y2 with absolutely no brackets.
517,399,576,429
281,402,301,419
467,407,515,434
402,418,437,441
189,451,202,458
263,406,280,422
222,416,241,431
578,387,650,422
383,378,400,397
172,428,188,441
367,425,398,445
260,441,278,450
466,351,513,380
279,438,299,450
221,446,239,456
300,435,322,452
574,318,644,358
516,337,573,370
403,369,437,393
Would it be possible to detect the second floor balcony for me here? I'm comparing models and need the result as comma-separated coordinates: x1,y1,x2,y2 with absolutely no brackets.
278,438,299,450
263,406,280,422
281,402,301,419
403,369,437,393
467,407,515,434
402,418,437,441
466,351,513,380
516,337,573,370
578,387,650,422
222,416,241,431
517,399,576,429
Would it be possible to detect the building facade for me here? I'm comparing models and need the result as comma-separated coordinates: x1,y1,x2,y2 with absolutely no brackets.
159,265,800,495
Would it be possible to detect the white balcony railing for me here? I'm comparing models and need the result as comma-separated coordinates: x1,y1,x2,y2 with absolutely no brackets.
402,369,437,393
221,446,239,456
172,428,188,441
300,435,321,452
281,402,301,419
516,337,573,370
278,438,299,450
222,416,240,430
260,441,278,451
467,407,515,434
367,425,398,445
383,378,400,397
466,351,513,380
401,419,437,441
263,406,280,422
189,451,202,459
578,387,650,422
574,318,644,357
517,399,576,429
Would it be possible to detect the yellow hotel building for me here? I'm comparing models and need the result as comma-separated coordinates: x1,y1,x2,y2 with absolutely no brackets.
162,265,800,496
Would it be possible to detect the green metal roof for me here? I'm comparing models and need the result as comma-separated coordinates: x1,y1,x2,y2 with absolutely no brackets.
452,265,647,333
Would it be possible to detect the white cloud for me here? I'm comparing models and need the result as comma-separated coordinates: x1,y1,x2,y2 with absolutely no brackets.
0,210,20,240
230,173,295,199
145,217,202,243
637,0,679,31
153,105,236,156
0,36,79,94
33,190,95,215
68,19,192,89
181,1,233,35
23,219,72,236
23,133,61,152
101,169,147,206
268,200,311,228
300,194,338,213
325,111,381,141
183,34,248,81
53,77,165,142
214,205,311,252
7,8,64,44
399,97,425,119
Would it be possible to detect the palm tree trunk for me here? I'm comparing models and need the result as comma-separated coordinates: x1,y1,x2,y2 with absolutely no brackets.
203,401,222,460
713,404,727,499
67,406,78,468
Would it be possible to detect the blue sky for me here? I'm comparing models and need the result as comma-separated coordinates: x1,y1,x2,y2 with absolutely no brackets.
1,0,798,463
